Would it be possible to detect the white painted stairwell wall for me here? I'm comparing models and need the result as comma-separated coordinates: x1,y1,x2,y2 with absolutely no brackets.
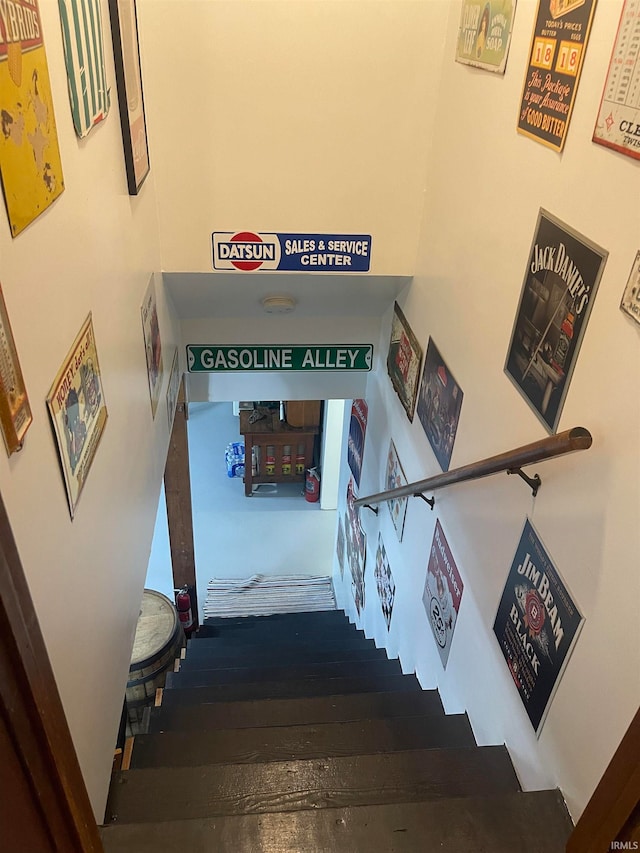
333,0,640,824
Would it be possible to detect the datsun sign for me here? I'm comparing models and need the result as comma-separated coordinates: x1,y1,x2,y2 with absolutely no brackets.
212,231,372,272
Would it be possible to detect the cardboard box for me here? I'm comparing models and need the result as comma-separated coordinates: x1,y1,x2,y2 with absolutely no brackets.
285,400,321,428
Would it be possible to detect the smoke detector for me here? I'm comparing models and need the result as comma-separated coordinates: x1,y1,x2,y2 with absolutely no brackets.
261,295,296,314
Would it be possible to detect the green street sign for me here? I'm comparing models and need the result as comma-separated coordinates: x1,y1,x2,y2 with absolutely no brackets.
187,344,373,372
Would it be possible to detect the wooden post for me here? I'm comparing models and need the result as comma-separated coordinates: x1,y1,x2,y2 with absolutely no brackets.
566,708,640,852
164,377,199,627
0,491,104,851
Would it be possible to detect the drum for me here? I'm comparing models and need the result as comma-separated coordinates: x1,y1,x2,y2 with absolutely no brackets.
125,589,184,735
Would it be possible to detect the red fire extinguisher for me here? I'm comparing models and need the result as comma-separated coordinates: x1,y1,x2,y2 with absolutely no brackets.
175,586,194,634
305,467,320,503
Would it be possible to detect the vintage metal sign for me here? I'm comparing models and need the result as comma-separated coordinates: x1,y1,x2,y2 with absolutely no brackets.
493,518,584,735
593,0,640,161
187,344,373,372
0,0,65,235
517,0,597,151
212,232,372,272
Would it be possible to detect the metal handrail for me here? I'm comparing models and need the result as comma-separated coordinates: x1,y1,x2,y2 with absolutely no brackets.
353,426,592,509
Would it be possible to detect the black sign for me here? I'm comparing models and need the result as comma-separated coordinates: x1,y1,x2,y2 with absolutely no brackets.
493,518,584,734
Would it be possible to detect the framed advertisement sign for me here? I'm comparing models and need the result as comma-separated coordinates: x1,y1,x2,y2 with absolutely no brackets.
346,477,366,616
416,338,464,472
455,0,516,74
386,302,423,422
517,0,597,151
374,534,395,630
141,276,163,419
0,282,32,454
347,398,368,488
109,0,150,194
422,519,464,669
504,209,607,434
593,0,640,161
46,314,108,518
384,439,408,542
0,0,65,236
58,0,110,138
166,348,180,429
620,250,640,326
493,518,584,735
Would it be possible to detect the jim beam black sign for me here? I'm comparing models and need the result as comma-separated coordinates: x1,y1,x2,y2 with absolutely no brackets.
493,519,584,735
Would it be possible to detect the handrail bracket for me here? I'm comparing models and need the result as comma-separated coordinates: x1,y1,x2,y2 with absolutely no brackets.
362,504,379,515
507,467,542,497
414,493,435,510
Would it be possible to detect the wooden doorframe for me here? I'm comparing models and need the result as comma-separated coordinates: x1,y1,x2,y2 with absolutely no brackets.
0,489,103,851
164,376,199,626
566,707,640,852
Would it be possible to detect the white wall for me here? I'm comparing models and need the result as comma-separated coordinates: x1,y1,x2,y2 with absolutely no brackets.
138,0,449,275
0,0,178,819
333,0,639,822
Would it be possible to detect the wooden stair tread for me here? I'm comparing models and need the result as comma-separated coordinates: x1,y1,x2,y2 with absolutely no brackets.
100,789,573,853
148,689,445,732
188,630,369,647
178,645,388,670
158,673,421,706
165,658,401,689
130,714,476,768
105,746,520,824
200,610,345,627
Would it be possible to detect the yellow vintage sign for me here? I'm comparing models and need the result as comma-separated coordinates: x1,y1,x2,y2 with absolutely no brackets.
0,0,65,236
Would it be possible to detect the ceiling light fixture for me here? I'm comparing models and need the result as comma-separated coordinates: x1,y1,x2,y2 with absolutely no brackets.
261,295,296,314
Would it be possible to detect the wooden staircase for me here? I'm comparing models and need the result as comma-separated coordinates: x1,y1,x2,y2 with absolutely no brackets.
100,609,573,851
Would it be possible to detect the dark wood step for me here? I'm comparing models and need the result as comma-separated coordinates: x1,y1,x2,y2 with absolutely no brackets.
166,658,401,689
100,789,573,853
105,745,520,824
191,624,366,644
149,689,445,732
187,632,371,650
159,672,421,706
196,619,357,640
130,713,475,768
200,610,346,628
179,644,388,671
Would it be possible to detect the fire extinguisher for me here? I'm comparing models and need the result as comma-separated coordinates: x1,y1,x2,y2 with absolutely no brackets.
175,586,194,634
305,467,320,503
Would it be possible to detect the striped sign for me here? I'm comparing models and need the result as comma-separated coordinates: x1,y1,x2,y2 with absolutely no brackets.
58,0,110,138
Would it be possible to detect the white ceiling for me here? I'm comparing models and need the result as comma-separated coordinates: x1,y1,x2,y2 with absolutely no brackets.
163,272,411,319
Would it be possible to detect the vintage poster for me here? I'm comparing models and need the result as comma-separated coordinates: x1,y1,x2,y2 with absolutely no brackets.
346,477,366,616
593,0,640,161
141,276,163,419
416,338,464,472
336,515,345,579
386,302,423,422
374,533,395,630
620,250,640,325
0,282,32,454
46,314,108,518
347,398,368,488
0,0,65,236
456,0,517,73
517,0,597,151
493,518,584,735
166,347,180,429
58,0,110,138
385,439,409,542
422,519,464,669
504,209,607,434
109,0,150,193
